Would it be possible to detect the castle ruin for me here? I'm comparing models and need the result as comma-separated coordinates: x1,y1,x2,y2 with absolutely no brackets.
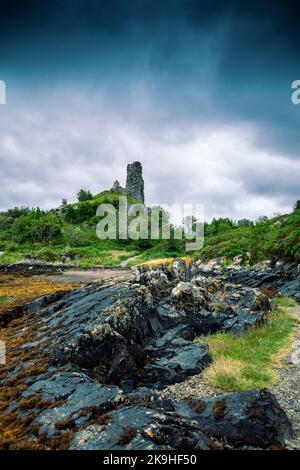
111,161,145,203
126,161,144,203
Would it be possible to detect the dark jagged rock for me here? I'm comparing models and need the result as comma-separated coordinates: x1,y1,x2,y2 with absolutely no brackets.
134,260,271,336
142,342,210,389
175,388,293,448
221,283,271,311
194,257,300,300
0,289,71,328
0,260,66,275
47,280,212,389
70,405,210,450
227,262,300,300
19,370,122,439
0,260,292,449
220,309,266,336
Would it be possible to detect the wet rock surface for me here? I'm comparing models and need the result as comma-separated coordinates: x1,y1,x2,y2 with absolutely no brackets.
0,260,67,275
0,260,293,449
134,260,271,337
175,388,292,448
194,257,300,300
70,404,210,450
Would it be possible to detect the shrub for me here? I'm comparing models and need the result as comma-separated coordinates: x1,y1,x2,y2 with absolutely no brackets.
63,226,91,247
77,189,93,202
12,209,62,243
3,240,19,252
76,202,96,221
0,215,11,229
64,202,96,224
294,200,300,211
63,205,77,223
6,206,30,220
274,210,300,260
35,248,58,262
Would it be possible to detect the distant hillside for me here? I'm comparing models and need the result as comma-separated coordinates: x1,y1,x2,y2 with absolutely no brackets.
194,204,300,265
0,190,299,268
0,189,145,267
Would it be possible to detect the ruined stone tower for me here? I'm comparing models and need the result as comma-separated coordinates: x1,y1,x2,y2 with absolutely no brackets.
126,161,145,203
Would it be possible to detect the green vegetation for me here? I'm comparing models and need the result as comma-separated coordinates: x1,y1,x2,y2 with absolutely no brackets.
273,296,299,308
192,201,300,264
1,183,191,265
0,190,184,267
0,296,13,305
195,302,298,391
12,209,62,244
0,193,299,268
76,189,93,202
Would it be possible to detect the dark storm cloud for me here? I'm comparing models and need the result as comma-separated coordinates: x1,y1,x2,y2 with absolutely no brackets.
0,0,300,217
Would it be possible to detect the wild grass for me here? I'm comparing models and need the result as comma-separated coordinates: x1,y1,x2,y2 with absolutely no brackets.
196,305,299,391
274,296,299,308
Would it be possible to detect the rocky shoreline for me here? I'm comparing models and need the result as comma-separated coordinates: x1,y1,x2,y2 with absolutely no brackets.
0,259,131,276
0,260,66,276
195,257,300,300
0,258,297,450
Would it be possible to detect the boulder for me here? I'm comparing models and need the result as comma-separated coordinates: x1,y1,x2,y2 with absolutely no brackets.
224,259,300,300
220,309,267,336
171,281,202,299
70,405,210,450
142,342,211,389
194,258,223,276
175,389,293,448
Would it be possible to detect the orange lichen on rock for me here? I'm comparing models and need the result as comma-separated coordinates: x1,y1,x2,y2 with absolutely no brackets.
213,399,227,421
55,419,76,430
0,275,74,449
187,398,207,413
117,427,137,445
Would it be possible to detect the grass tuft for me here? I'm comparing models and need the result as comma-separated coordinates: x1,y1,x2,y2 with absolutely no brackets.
274,296,299,308
196,306,298,391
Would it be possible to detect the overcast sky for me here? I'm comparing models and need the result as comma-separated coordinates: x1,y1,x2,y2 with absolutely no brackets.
0,0,300,220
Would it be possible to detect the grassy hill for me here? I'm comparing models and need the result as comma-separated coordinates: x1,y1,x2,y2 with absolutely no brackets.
0,190,299,268
192,205,300,265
